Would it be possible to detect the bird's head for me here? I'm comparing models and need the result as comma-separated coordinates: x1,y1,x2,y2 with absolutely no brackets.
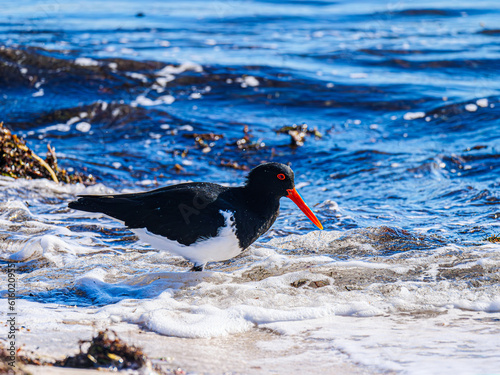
245,162,323,230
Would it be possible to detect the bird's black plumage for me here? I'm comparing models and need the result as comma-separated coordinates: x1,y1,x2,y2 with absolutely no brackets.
70,182,229,246
69,163,321,270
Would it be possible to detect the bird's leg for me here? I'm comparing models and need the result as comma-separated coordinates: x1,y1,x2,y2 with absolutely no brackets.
190,263,205,272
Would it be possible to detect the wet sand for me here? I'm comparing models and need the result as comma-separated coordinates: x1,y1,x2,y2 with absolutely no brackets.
18,321,376,375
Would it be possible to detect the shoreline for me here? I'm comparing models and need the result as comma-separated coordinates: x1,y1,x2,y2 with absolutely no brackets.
11,323,375,375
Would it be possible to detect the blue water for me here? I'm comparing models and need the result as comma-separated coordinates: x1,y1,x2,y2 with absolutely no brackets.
2,4,500,373
1,0,499,243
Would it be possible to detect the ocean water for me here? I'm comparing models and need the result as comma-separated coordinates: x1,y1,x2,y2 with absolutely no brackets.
1,1,500,373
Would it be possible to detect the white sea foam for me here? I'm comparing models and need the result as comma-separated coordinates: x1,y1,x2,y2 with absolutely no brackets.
75,121,91,132
476,98,488,107
74,57,99,66
1,178,500,374
403,111,425,120
67,116,81,125
32,88,44,97
126,72,148,82
465,103,478,112
132,94,175,107
243,76,259,87
158,94,175,104
40,123,70,132
155,76,174,86
157,61,203,76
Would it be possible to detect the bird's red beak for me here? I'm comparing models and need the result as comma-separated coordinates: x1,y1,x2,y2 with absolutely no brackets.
286,188,323,230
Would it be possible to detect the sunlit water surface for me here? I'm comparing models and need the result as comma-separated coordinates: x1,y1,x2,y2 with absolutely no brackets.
1,1,500,374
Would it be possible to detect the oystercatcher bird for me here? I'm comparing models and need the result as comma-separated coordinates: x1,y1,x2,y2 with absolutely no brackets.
69,162,322,271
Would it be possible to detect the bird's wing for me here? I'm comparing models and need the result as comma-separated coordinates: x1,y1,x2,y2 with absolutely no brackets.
69,182,231,245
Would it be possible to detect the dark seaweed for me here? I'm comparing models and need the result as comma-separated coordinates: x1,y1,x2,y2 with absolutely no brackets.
0,123,95,185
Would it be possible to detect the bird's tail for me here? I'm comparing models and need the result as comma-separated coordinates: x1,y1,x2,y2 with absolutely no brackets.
69,195,122,215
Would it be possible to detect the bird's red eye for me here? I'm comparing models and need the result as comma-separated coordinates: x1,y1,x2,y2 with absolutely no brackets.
277,173,286,180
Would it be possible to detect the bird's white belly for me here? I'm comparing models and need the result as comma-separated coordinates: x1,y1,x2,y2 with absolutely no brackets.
132,210,242,265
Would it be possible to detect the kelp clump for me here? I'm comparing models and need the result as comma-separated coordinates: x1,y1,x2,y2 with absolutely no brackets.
55,330,148,370
276,123,322,147
0,123,95,185
485,234,500,243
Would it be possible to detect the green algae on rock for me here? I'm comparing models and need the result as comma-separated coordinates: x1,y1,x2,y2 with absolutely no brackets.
0,123,95,185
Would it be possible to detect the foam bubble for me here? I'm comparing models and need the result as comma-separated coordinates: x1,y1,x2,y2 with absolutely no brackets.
132,94,175,107
243,76,259,87
143,302,252,338
158,94,175,104
75,122,91,132
403,111,425,120
32,89,44,97
126,72,148,82
476,98,488,107
465,103,478,112
157,61,203,76
74,57,99,66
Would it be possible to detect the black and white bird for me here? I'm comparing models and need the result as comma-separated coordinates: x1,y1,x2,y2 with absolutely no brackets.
68,162,323,271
